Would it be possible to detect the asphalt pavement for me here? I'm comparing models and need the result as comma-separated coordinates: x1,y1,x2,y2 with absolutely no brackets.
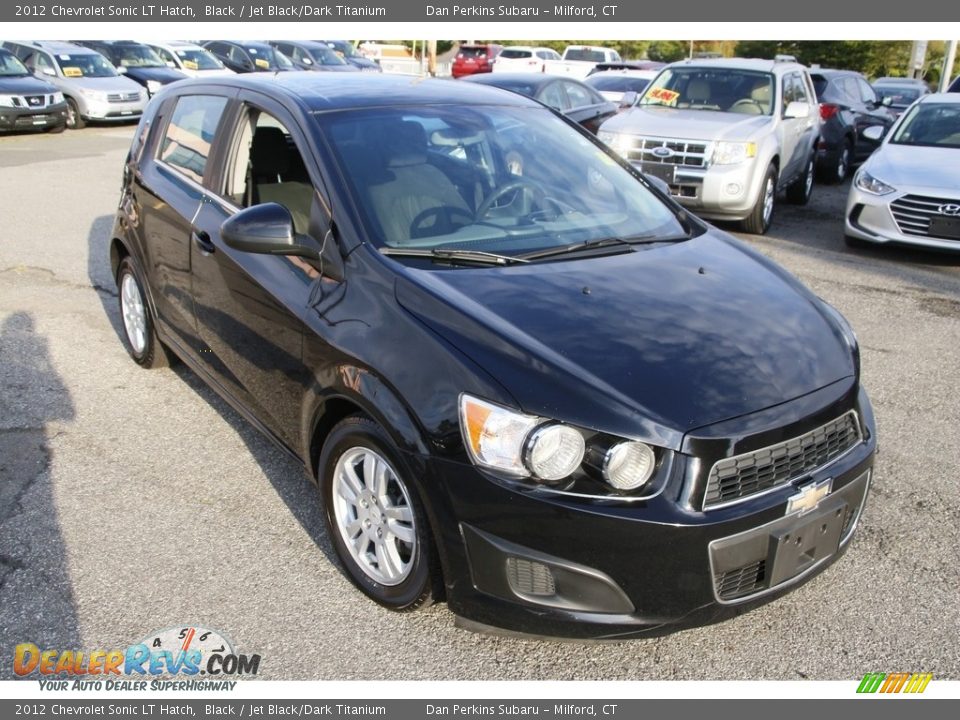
1,125,958,680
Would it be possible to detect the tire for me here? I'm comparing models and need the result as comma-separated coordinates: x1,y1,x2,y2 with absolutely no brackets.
65,98,86,130
116,256,172,369
740,163,777,235
320,416,440,612
831,140,852,184
45,122,66,134
786,155,815,206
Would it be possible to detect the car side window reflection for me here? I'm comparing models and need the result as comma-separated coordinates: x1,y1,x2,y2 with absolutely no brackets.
225,109,315,235
158,95,228,183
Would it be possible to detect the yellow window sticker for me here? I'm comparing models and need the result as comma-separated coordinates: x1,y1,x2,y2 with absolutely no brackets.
255,58,270,69
648,88,680,106
182,60,199,70
62,67,83,78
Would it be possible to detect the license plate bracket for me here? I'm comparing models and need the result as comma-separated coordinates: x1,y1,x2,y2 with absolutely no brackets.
640,162,676,185
929,216,960,240
766,496,847,587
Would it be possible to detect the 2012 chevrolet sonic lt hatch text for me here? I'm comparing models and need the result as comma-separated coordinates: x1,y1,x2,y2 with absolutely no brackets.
111,74,875,639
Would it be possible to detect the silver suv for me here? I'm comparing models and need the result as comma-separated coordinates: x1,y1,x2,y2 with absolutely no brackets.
2,41,147,129
599,58,821,234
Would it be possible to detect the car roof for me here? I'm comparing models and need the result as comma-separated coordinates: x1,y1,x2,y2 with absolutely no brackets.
168,73,540,112
274,40,331,50
15,40,100,55
809,68,862,78
917,92,960,105
464,73,559,89
587,69,656,78
667,57,806,74
151,40,203,50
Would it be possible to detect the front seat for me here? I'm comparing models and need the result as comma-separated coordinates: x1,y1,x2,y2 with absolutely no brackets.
248,126,314,234
367,121,471,245
686,79,712,106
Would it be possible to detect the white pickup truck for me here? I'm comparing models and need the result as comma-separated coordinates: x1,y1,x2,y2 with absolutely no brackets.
543,45,622,79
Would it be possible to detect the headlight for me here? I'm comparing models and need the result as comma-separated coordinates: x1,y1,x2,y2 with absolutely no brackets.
854,169,896,196
597,131,632,157
146,80,162,95
52,92,64,104
603,441,656,491
460,395,584,482
0,94,19,108
712,141,757,165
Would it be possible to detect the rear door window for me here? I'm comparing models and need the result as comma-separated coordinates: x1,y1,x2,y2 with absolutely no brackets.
158,94,229,183
563,81,596,109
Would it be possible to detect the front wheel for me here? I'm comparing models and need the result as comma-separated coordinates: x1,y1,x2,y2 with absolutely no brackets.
65,98,86,130
116,257,172,368
740,163,777,235
320,416,440,611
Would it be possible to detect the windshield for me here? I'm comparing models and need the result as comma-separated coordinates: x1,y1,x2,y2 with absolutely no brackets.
0,50,29,77
310,45,348,66
115,45,165,68
175,48,224,71
53,53,117,78
874,86,921,106
586,75,650,93
640,67,775,115
319,106,688,256
325,41,360,59
890,103,960,148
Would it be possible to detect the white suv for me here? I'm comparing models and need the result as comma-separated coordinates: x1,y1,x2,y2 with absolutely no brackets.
492,46,560,74
599,58,821,234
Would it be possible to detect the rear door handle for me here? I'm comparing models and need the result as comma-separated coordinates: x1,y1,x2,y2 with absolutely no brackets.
192,230,215,254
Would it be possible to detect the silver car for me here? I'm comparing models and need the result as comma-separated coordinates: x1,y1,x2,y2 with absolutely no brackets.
599,58,821,235
845,93,960,251
2,41,146,129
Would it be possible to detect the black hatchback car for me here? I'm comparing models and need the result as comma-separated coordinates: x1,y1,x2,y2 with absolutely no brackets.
111,74,875,638
463,73,618,134
71,40,187,97
810,69,896,183
269,41,359,72
202,41,301,74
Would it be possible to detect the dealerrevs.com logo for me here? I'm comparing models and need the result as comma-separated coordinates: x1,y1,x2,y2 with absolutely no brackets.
14,626,260,691
857,673,933,694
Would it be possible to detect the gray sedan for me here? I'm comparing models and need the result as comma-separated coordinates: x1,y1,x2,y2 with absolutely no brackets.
845,93,960,251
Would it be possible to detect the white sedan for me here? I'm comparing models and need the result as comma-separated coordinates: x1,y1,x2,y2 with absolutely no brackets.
845,93,960,251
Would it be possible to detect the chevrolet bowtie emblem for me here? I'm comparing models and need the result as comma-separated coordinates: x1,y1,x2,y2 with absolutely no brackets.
786,477,833,515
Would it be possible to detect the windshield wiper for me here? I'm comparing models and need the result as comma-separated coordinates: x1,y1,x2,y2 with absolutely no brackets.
380,247,529,266
519,236,656,261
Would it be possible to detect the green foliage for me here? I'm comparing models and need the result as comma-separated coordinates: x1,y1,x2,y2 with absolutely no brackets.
647,41,689,63
734,40,919,80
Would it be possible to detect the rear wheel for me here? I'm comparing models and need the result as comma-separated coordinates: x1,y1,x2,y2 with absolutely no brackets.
320,416,440,611
832,140,852,184
65,98,86,130
786,155,815,205
740,163,777,235
116,257,172,368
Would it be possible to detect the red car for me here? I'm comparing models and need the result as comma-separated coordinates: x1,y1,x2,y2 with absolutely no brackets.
451,43,502,78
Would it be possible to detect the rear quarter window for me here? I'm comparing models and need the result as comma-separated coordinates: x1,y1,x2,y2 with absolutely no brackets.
158,94,229,183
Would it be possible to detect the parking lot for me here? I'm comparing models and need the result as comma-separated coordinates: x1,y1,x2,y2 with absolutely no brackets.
1,124,958,681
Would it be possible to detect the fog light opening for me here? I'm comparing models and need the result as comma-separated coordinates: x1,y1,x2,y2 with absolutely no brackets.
506,557,556,597
725,183,742,195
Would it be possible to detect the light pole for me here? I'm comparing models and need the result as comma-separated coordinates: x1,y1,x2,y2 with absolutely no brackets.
941,40,957,92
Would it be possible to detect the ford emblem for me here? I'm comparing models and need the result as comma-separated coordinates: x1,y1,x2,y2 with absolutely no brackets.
651,146,674,159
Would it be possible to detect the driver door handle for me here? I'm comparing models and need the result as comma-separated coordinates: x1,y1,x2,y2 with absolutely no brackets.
193,230,215,255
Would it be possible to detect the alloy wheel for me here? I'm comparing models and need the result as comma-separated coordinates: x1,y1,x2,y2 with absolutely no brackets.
762,176,775,227
120,272,147,355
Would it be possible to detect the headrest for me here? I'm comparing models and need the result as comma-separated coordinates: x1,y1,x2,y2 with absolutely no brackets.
382,121,428,168
751,83,771,103
687,79,711,102
251,126,290,177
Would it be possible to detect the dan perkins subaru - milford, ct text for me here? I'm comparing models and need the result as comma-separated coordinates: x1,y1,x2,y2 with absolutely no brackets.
427,4,618,16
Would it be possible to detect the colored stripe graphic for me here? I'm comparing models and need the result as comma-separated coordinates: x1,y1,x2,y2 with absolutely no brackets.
857,672,932,694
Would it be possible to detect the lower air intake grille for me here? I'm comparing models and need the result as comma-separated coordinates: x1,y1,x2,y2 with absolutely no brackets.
715,560,766,601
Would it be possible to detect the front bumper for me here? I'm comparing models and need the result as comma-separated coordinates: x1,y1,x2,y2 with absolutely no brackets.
0,101,68,131
80,96,146,122
845,180,960,251
416,386,876,639
631,159,763,222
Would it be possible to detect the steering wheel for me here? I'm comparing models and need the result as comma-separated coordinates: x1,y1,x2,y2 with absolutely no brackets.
475,179,546,219
729,99,764,115
408,205,474,239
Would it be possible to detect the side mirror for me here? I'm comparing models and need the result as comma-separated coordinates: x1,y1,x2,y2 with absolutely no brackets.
862,125,886,142
302,56,313,65
117,66,127,74
221,203,320,260
41,67,56,77
166,61,176,68
783,101,810,119
880,96,893,107
619,91,638,108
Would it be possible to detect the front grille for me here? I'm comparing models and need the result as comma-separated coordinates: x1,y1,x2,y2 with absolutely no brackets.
891,194,960,239
621,136,711,168
703,411,862,509
24,95,45,108
107,92,141,104
715,560,766,601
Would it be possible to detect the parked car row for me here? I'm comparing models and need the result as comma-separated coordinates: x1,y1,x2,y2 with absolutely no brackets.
0,39,381,132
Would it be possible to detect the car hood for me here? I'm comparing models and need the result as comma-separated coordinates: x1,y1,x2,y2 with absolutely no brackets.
0,75,57,94
62,75,143,92
122,66,186,83
864,143,960,191
602,106,774,142
394,231,855,447
347,57,380,70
